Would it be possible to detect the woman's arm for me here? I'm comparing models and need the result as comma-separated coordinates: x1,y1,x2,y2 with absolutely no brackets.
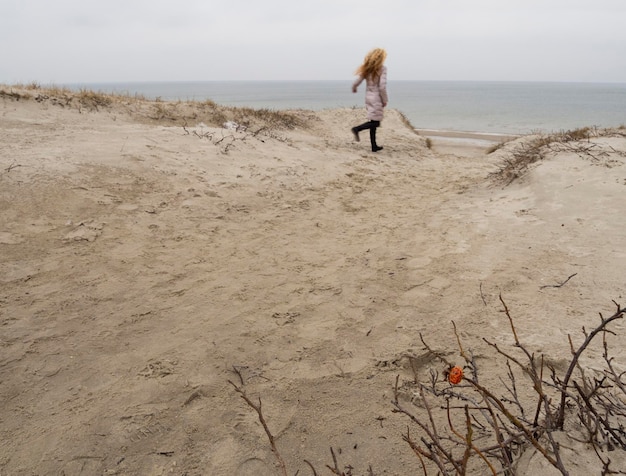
352,75,364,93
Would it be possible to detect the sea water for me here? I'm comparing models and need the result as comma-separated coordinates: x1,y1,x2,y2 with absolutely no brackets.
66,80,626,136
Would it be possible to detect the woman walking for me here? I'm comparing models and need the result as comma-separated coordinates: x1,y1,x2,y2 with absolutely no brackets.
351,48,388,152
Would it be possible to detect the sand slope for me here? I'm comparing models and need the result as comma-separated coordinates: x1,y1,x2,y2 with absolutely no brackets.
1,92,626,475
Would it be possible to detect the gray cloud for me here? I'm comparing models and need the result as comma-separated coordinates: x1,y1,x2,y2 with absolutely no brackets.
2,0,625,83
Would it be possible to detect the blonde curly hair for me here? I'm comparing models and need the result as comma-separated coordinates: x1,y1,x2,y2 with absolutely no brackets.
355,48,387,80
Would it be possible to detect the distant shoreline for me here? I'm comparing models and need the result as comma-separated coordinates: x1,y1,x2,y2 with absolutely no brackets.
415,128,521,143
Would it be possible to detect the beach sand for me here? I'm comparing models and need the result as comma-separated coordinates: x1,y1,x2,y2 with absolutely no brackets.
1,88,626,475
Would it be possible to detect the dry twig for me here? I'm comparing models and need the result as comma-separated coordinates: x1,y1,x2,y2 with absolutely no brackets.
228,380,288,476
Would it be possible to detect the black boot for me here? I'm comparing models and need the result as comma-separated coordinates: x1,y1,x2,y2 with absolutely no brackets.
370,125,383,152
352,121,371,142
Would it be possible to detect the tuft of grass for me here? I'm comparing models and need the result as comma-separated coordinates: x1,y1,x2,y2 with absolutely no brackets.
490,126,606,185
229,106,304,130
76,89,113,110
561,126,592,142
398,111,421,136
490,135,552,185
0,87,28,101
486,141,506,154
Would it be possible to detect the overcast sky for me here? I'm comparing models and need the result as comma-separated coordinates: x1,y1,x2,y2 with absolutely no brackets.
2,0,626,84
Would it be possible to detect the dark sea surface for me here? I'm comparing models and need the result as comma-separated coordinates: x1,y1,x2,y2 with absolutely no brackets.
65,80,626,135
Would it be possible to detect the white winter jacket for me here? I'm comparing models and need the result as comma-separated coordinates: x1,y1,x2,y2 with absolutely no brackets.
353,66,388,121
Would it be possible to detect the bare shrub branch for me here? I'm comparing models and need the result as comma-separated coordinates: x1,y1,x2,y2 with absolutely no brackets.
228,380,288,476
392,298,626,475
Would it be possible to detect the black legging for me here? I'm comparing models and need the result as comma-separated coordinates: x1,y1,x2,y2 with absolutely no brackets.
354,120,381,150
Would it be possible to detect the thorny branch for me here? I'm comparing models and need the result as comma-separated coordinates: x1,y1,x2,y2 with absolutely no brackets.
392,298,626,475
556,301,625,428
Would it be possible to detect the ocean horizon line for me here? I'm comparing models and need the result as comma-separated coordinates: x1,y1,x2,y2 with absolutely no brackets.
57,79,626,87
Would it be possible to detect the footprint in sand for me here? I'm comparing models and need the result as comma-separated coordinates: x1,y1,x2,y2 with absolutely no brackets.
62,221,104,242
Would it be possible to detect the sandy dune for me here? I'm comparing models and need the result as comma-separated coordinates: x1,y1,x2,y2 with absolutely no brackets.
1,89,626,475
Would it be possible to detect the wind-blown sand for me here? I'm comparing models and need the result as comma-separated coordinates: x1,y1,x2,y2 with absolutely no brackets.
1,89,626,475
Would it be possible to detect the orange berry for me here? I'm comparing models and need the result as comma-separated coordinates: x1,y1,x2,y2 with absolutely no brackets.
448,366,463,385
